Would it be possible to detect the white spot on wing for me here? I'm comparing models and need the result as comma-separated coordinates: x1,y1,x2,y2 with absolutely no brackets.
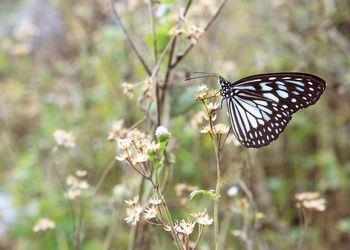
276,90,289,98
263,93,279,102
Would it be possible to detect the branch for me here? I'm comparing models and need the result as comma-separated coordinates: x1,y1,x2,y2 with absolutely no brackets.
170,0,228,69
110,0,152,76
159,0,193,113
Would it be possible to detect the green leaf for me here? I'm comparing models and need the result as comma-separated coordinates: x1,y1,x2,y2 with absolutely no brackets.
189,189,216,200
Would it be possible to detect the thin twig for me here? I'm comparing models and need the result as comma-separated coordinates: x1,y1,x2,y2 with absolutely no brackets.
170,0,228,69
110,0,152,76
159,0,193,116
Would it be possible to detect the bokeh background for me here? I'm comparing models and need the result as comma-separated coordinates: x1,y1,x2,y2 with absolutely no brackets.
1,0,350,249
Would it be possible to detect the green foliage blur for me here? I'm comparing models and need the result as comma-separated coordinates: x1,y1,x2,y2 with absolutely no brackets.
1,0,350,249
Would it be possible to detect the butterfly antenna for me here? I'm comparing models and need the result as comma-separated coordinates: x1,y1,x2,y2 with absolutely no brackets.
185,75,218,81
193,71,220,77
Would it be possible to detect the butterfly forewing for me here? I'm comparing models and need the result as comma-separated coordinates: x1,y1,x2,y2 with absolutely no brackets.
224,72,326,148
233,72,326,114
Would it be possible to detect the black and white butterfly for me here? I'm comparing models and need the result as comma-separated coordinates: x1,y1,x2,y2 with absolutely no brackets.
188,72,326,148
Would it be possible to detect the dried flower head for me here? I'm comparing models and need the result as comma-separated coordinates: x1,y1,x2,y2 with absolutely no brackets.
168,27,185,36
116,152,130,162
186,25,204,44
121,82,136,99
64,189,82,200
176,219,196,235
118,138,132,150
196,214,213,226
33,218,56,232
200,124,212,134
195,84,208,100
191,111,207,128
132,153,149,164
149,196,162,206
125,205,143,226
213,123,230,134
75,169,87,177
143,205,158,220
53,129,76,148
209,89,220,97
295,192,320,202
124,196,139,206
207,102,220,112
295,191,326,212
191,209,207,218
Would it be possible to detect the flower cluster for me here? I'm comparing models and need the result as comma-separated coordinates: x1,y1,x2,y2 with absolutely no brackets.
191,209,213,226
124,196,162,226
33,218,56,232
200,123,229,135
64,170,89,200
194,84,208,100
186,25,205,44
121,82,136,99
53,129,76,148
295,191,326,212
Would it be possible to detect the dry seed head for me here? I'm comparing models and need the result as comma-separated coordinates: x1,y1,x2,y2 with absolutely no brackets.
53,129,76,148
124,195,139,206
200,124,212,134
207,102,220,112
213,123,230,134
191,209,207,218
125,205,143,226
143,205,158,220
149,196,162,206
295,192,320,202
33,218,56,232
191,111,207,128
121,82,136,99
75,169,87,177
196,214,213,226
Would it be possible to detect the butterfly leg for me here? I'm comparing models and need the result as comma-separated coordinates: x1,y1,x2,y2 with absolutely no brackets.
204,90,221,100
210,98,225,112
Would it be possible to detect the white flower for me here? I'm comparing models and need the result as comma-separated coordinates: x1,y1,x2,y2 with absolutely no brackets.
53,129,76,148
227,186,239,197
176,219,196,235
143,206,158,220
149,196,161,206
198,84,208,93
75,169,87,177
124,196,139,206
78,180,89,190
125,205,143,226
155,126,169,136
117,138,131,150
132,153,149,163
33,218,56,232
196,214,213,226
64,189,81,200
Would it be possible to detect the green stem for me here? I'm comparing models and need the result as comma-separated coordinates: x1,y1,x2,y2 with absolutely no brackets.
154,145,181,249
155,189,182,249
203,100,221,250
214,147,221,250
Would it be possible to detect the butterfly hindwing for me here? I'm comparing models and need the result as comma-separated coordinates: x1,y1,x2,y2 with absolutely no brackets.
227,91,292,148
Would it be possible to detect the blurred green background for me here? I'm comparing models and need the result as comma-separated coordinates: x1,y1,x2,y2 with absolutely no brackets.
1,0,350,249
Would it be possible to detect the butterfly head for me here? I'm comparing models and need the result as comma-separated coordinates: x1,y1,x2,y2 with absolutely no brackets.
218,76,230,98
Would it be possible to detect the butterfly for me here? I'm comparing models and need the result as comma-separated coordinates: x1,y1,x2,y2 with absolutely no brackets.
187,72,326,148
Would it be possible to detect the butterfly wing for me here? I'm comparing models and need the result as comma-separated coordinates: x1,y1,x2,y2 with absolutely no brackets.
227,72,326,148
